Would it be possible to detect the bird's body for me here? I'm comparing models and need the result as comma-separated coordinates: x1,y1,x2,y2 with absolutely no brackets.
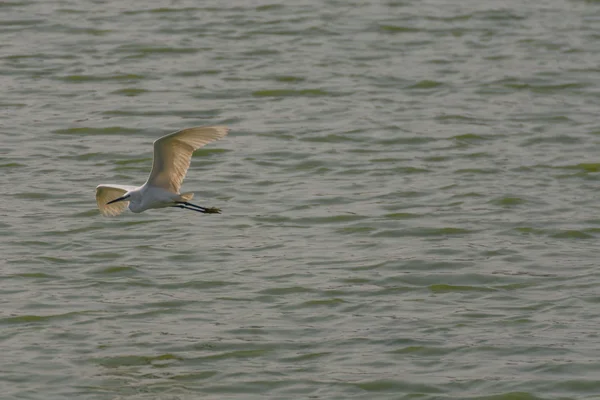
95,126,228,216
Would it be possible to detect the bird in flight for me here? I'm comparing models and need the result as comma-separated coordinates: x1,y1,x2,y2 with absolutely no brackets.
95,125,228,216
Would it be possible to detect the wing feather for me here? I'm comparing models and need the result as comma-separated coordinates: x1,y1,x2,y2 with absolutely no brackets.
95,184,136,216
146,126,228,193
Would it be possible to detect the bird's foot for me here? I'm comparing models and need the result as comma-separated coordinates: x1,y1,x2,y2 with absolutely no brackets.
205,207,221,214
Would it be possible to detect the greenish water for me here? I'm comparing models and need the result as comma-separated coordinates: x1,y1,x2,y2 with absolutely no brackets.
2,1,600,399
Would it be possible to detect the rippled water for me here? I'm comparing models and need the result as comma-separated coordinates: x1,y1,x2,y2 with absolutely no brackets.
2,1,600,399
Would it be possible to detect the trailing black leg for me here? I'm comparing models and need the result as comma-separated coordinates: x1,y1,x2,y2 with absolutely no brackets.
172,204,207,213
175,201,221,214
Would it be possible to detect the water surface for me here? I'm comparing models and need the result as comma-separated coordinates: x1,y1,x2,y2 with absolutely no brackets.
2,1,600,399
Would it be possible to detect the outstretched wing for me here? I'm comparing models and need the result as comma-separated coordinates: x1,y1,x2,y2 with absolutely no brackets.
95,184,137,216
146,126,228,193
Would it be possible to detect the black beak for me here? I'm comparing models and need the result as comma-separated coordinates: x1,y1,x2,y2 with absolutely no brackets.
106,195,130,205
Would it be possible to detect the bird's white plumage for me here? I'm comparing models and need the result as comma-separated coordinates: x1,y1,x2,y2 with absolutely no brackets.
147,126,229,193
95,125,228,216
95,184,138,216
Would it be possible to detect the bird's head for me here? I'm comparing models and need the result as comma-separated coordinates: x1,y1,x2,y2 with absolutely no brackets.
106,193,131,205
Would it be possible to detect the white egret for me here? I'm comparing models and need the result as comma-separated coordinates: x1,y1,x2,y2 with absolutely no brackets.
95,125,228,216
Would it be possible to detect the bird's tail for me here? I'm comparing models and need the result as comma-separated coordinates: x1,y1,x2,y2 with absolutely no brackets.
179,192,194,201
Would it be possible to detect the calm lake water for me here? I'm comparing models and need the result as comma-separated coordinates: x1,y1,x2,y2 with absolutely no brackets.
2,1,600,399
